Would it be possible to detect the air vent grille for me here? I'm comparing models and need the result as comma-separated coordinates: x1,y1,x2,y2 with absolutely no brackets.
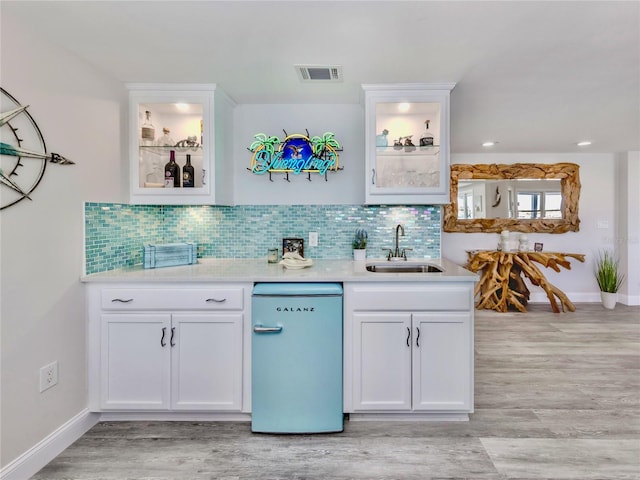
295,65,343,82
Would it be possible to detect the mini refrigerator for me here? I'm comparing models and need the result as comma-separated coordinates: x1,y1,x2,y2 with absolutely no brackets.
251,283,343,433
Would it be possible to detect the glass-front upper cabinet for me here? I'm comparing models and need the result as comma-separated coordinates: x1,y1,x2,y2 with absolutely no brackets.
363,84,455,204
128,84,234,205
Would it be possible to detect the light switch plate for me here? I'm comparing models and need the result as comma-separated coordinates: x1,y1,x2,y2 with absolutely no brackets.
309,231,318,247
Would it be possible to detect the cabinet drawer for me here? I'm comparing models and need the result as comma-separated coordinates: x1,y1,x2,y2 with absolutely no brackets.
347,284,471,311
101,287,244,311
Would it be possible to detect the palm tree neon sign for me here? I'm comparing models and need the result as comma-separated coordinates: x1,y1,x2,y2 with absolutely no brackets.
249,130,341,181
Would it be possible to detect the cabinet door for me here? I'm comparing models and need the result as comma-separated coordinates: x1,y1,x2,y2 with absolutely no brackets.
127,83,234,205
101,313,171,410
412,312,472,411
363,84,454,205
352,312,412,410
171,313,243,410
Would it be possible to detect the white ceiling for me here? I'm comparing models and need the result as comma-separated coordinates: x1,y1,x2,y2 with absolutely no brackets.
3,1,639,154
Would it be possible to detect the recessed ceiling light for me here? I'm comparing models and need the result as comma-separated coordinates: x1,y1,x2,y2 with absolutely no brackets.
175,103,189,112
398,103,410,112
577,141,592,147
482,141,497,147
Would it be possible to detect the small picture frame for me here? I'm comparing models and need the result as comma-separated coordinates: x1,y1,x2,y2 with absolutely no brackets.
283,237,304,257
534,242,544,252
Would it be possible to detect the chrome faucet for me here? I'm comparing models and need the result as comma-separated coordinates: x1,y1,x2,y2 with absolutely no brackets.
383,224,412,261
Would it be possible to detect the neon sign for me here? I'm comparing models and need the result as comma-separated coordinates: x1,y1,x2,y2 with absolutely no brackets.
248,130,341,181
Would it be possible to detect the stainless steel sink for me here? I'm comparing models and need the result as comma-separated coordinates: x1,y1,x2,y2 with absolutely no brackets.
365,262,444,273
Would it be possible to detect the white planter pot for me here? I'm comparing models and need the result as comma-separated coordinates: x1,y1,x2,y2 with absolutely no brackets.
353,249,366,261
600,291,617,310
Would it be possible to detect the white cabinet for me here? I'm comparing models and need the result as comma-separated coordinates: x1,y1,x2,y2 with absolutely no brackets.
363,83,455,204
101,313,171,409
412,312,472,411
127,83,235,205
89,283,249,412
344,282,474,416
171,313,242,410
352,312,412,410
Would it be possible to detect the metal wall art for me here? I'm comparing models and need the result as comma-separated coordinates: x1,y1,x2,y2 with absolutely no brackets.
1,87,74,210
248,130,342,182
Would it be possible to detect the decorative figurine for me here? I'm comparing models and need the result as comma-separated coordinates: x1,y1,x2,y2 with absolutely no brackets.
404,135,416,152
376,129,389,147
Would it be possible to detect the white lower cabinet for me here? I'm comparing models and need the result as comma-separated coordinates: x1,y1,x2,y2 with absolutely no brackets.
353,312,412,410
101,313,242,410
345,282,474,415
411,312,472,411
171,313,242,410
89,283,249,412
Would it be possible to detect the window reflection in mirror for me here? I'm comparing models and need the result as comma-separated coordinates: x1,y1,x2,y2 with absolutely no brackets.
457,179,562,220
443,163,580,234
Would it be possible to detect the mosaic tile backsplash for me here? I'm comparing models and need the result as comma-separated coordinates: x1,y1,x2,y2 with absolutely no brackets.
85,203,441,274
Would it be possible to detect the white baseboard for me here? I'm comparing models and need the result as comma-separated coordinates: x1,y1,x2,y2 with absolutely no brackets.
528,292,601,304
618,293,640,306
348,412,469,422
528,291,639,306
0,409,99,480
98,411,251,422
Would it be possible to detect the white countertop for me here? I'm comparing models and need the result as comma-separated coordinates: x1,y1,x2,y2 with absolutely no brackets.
81,258,477,283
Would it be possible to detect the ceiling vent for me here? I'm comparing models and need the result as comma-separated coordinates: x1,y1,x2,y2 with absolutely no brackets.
295,65,343,83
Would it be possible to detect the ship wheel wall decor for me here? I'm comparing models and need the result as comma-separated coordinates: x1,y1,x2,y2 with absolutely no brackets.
0,87,74,210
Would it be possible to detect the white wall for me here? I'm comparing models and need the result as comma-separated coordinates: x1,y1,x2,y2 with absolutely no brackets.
616,152,640,305
0,17,127,469
443,153,619,303
233,104,365,205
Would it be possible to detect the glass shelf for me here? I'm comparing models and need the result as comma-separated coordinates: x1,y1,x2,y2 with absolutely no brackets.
376,146,440,156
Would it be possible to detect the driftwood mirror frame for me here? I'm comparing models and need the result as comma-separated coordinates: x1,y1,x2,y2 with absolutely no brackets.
443,163,580,234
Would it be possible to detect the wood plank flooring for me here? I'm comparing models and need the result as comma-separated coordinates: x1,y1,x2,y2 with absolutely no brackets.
32,303,640,479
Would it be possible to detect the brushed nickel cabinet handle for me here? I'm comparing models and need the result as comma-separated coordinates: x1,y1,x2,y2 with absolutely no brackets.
254,325,283,334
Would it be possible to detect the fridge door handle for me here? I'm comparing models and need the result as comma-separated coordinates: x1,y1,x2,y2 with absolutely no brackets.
253,325,283,334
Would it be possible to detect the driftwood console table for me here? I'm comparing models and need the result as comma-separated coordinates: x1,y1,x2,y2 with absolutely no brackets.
466,251,586,313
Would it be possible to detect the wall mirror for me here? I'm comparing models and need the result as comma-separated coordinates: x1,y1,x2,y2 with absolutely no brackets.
443,163,580,233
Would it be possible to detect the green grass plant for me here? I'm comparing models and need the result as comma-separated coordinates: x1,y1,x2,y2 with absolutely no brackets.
594,250,625,293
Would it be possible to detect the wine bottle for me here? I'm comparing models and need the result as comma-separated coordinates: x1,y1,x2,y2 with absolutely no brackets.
164,150,180,188
182,154,195,188
419,119,434,147
141,110,155,145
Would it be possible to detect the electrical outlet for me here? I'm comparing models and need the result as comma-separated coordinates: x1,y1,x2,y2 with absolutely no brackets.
309,231,318,247
39,361,58,393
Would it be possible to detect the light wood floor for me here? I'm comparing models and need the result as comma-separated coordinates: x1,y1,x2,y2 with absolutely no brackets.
33,303,640,480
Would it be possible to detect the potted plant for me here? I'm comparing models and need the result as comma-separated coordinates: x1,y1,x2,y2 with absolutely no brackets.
594,250,625,309
353,228,368,261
